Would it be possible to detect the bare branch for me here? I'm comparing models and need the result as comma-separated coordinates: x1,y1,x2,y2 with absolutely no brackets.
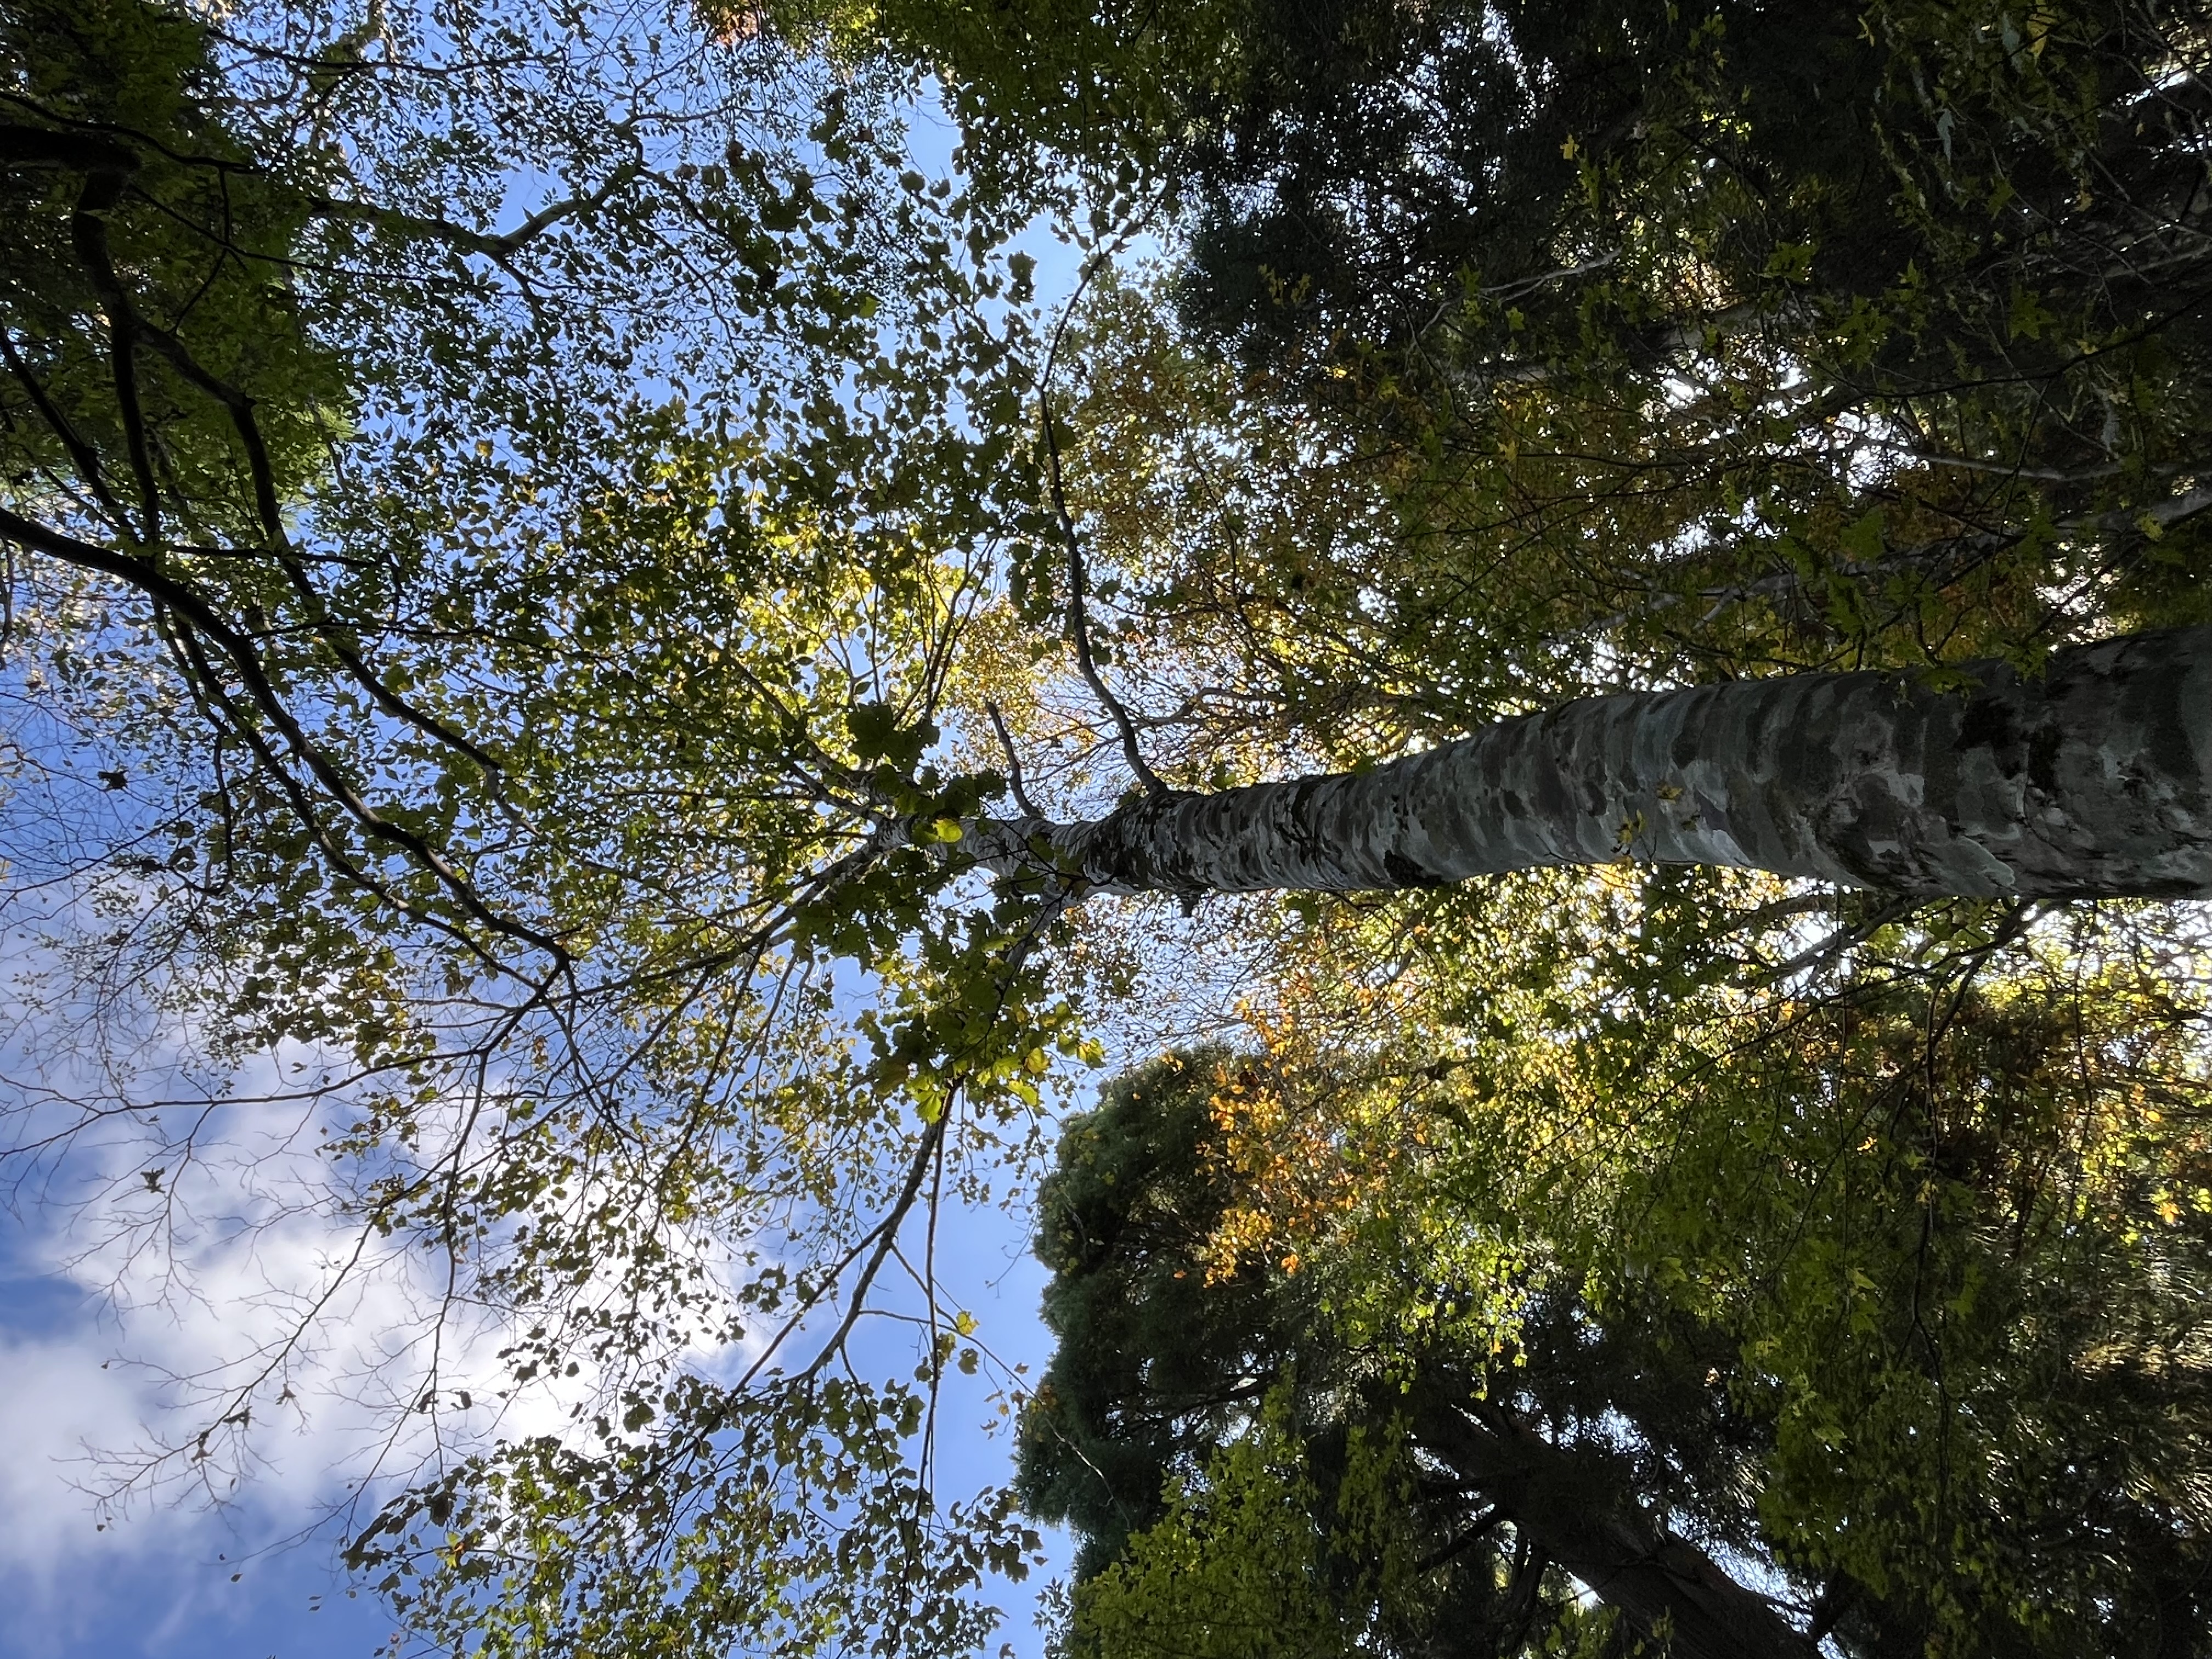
985,699,1040,819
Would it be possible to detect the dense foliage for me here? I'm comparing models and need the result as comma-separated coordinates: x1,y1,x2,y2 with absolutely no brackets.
1024,907,2212,1656
1,1,2210,1656
949,0,2212,783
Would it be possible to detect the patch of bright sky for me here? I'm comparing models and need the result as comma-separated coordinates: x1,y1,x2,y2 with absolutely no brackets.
0,1034,428,1658
0,779,1076,1656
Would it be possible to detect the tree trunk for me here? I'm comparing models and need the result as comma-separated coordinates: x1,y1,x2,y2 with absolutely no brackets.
981,627,2212,901
1412,1385,1820,1659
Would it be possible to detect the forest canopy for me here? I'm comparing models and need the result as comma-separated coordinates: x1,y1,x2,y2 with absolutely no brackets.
1,1,2210,1656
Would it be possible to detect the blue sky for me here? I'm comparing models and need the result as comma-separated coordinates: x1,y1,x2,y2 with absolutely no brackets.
0,1263,399,1659
0,51,1166,1658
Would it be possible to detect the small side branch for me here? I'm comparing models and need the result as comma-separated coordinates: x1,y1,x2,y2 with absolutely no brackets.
985,699,1041,819
0,121,139,173
0,329,129,531
1750,897,1921,986
789,1111,949,1386
1417,1505,1503,1573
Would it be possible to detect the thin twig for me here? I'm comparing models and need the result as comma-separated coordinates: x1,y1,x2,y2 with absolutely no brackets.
791,1114,949,1385
1031,232,1170,799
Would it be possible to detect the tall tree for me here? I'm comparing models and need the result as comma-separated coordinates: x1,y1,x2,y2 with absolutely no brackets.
1019,1052,1786,1659
2,2,2210,1656
965,625,2212,901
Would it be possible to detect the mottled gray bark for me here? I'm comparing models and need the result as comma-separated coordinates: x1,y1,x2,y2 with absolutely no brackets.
976,627,2212,901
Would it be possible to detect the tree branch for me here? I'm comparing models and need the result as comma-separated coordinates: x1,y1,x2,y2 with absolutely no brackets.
985,699,1041,819
0,328,131,532
1039,393,1167,798
311,162,641,269
0,504,567,962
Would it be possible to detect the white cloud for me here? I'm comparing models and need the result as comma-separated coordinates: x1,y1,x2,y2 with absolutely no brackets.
0,1013,561,1605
